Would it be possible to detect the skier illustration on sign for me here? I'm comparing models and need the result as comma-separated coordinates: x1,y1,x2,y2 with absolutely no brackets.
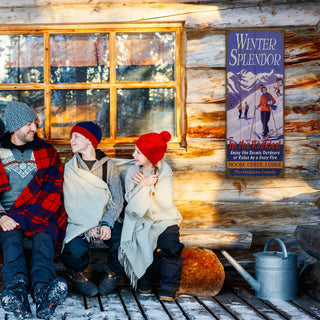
274,86,281,97
257,86,276,139
237,102,242,119
244,102,249,119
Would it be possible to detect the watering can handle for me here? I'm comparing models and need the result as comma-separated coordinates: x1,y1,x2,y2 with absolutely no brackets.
263,238,288,259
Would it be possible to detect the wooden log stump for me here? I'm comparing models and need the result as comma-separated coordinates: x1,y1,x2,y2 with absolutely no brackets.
177,247,225,296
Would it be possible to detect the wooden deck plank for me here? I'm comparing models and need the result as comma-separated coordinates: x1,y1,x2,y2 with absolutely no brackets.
0,308,6,319
118,287,145,320
232,287,288,320
1,286,319,319
175,295,216,319
85,295,101,310
160,298,189,320
197,295,236,320
292,294,320,319
265,299,318,320
63,294,96,319
135,291,171,319
100,291,129,319
214,291,266,320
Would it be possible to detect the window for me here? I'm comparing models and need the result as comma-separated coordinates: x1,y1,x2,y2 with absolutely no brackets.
0,23,185,146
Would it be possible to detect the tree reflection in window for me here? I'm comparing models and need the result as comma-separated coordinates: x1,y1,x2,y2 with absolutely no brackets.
117,88,175,137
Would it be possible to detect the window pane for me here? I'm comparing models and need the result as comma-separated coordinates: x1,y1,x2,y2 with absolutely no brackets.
116,33,175,82
0,35,44,84
0,90,44,138
50,34,109,83
51,89,110,138
117,88,175,137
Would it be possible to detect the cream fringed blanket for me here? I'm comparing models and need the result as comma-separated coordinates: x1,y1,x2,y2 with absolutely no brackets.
63,156,111,244
118,161,182,288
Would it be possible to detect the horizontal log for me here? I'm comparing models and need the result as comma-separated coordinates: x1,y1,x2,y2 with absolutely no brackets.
180,228,252,250
177,201,320,235
285,62,320,87
187,34,225,68
187,69,225,104
2,0,310,7
284,27,320,66
0,2,319,29
173,170,320,202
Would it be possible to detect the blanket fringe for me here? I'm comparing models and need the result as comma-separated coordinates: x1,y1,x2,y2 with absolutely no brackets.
118,248,139,289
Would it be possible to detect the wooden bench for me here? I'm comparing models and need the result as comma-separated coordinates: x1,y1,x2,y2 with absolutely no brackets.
21,227,252,275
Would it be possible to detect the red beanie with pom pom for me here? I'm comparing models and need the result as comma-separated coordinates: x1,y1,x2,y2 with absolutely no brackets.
135,131,171,165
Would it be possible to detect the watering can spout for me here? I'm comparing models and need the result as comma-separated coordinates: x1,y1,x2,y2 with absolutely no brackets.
222,250,259,292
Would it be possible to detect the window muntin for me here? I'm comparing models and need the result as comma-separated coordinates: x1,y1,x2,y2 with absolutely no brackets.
0,24,184,145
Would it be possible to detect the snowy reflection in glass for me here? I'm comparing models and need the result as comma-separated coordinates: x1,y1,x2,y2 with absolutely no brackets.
0,35,44,84
116,33,175,82
50,34,109,84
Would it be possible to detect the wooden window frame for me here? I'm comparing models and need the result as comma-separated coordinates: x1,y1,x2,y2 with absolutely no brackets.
0,22,186,149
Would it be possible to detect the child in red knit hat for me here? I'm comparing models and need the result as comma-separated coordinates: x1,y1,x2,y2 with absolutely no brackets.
119,131,184,302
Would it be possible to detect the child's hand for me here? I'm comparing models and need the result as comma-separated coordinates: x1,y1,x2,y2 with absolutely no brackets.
100,225,111,240
87,227,99,239
0,215,19,232
132,171,158,186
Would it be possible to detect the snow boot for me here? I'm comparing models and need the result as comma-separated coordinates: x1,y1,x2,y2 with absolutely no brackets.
159,289,176,302
1,280,32,319
34,278,68,319
98,268,121,295
68,270,99,297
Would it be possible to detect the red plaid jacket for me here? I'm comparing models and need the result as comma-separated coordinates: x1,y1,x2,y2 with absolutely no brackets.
0,139,67,251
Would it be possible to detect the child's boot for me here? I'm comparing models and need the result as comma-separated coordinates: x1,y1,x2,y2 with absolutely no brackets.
99,268,122,295
68,270,99,297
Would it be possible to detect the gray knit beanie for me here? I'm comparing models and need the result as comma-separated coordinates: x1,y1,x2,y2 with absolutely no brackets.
5,101,37,133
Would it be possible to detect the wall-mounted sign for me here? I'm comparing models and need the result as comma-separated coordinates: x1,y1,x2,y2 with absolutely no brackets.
226,30,284,177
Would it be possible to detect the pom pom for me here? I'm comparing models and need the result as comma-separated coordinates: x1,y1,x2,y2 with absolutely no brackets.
160,131,171,143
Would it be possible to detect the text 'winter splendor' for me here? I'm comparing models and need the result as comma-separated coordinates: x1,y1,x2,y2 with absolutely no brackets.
228,33,281,66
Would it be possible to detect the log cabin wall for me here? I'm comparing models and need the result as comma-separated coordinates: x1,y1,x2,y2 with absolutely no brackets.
0,1,319,252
